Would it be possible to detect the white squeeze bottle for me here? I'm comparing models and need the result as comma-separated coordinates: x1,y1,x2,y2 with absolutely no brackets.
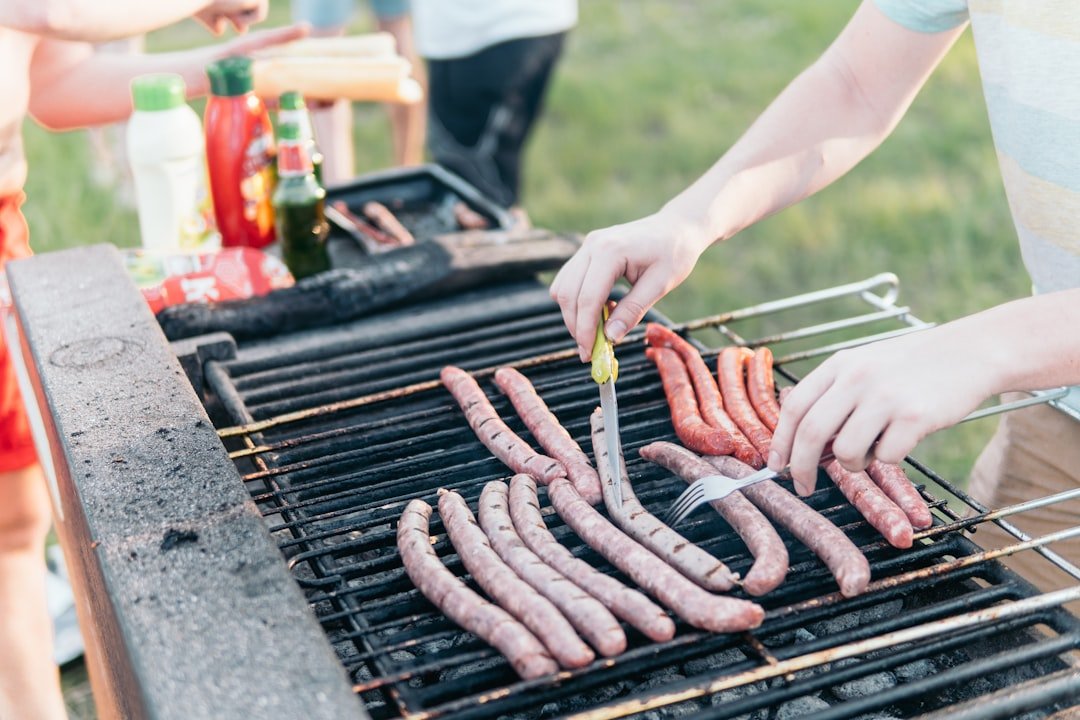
127,73,216,252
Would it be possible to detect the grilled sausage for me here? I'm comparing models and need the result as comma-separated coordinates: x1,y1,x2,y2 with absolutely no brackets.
438,490,594,669
644,324,761,467
546,477,765,633
362,200,416,246
638,442,788,596
717,347,773,463
441,366,566,484
866,459,933,530
646,346,745,459
493,367,602,505
590,409,739,592
824,461,913,549
479,481,626,656
704,455,871,597
507,474,676,642
453,201,490,230
747,347,780,432
397,499,558,679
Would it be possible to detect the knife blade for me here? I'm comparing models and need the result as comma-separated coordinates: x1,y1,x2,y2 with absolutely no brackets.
591,307,623,507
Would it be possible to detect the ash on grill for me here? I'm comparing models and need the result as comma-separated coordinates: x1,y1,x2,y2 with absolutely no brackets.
196,275,1080,720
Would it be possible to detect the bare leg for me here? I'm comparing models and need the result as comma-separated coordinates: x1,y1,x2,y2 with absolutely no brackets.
0,464,66,720
376,14,427,167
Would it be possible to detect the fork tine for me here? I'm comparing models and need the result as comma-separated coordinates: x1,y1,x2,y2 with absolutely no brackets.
664,483,705,526
664,483,701,519
667,496,701,526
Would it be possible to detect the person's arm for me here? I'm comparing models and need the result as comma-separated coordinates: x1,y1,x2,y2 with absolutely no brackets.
26,24,307,131
769,289,1080,494
0,0,268,42
550,0,967,361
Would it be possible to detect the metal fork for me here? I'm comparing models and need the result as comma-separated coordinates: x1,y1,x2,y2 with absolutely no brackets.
664,449,837,527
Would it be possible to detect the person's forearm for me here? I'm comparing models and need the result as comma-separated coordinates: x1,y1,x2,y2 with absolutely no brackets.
0,0,210,42
29,50,213,130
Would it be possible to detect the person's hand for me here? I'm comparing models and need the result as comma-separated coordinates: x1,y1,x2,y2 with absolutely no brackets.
768,323,1000,495
195,0,269,35
208,22,309,61
550,210,712,361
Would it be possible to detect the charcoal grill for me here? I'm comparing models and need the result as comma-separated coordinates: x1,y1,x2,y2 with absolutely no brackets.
7,245,1080,719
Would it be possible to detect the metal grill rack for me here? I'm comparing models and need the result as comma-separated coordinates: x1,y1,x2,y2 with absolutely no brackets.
204,274,1080,719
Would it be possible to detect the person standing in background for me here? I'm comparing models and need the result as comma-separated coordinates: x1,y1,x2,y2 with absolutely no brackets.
0,3,303,715
412,0,577,223
290,0,427,182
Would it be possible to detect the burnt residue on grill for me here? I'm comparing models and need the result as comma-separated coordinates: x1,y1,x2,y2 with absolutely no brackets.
203,282,1080,720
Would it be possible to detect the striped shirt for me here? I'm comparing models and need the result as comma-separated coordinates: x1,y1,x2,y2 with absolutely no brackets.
876,0,1080,296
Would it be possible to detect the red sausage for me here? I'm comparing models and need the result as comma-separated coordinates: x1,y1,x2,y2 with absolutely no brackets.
824,461,914,549
639,442,788,596
493,367,602,505
705,455,871,597
866,459,933,530
747,347,780,432
438,489,594,668
644,324,761,466
590,409,738,592
397,499,558,679
716,347,773,464
441,366,566,484
546,477,765,634
478,481,626,656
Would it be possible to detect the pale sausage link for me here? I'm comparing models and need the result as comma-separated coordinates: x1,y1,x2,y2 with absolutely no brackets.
747,347,780,432
362,200,416,245
716,347,773,463
705,455,871,598
639,442,788,596
438,490,595,668
644,324,761,466
866,459,933,530
824,461,914,549
396,499,558,679
478,481,626,656
546,477,765,633
493,367,602,505
508,474,676,643
590,408,739,592
441,366,566,484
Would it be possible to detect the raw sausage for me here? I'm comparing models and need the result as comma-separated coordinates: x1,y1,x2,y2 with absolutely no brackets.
478,481,626,656
493,367,602,505
362,200,415,245
546,477,765,633
705,455,871,597
396,499,558,679
716,347,773,462
441,366,566,484
638,441,788,596
438,489,594,668
453,201,490,230
507,474,675,642
824,460,914,549
646,346,746,459
644,324,761,467
590,409,738,592
866,459,933,530
747,347,780,432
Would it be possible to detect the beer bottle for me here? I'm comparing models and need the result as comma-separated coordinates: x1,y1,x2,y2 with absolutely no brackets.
272,121,330,279
277,91,325,184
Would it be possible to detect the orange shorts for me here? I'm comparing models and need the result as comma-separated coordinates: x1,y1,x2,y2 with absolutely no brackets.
0,192,35,472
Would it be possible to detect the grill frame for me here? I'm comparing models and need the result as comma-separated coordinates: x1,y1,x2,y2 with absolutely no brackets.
204,275,1080,719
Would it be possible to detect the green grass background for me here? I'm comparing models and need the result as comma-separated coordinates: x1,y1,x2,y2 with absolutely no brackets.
27,3,1028,714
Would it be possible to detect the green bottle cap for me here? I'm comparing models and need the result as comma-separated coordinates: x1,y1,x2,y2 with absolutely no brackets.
278,122,302,141
131,73,186,112
206,56,254,97
279,91,306,111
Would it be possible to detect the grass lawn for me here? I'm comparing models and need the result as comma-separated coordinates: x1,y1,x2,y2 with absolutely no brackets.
23,3,1025,711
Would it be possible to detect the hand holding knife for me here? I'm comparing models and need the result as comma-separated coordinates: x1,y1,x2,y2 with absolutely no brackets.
592,305,625,506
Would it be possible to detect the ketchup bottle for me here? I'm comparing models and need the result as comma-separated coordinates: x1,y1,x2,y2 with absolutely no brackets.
204,57,276,249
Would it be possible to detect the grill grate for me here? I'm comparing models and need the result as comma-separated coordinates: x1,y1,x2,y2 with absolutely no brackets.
203,278,1080,719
